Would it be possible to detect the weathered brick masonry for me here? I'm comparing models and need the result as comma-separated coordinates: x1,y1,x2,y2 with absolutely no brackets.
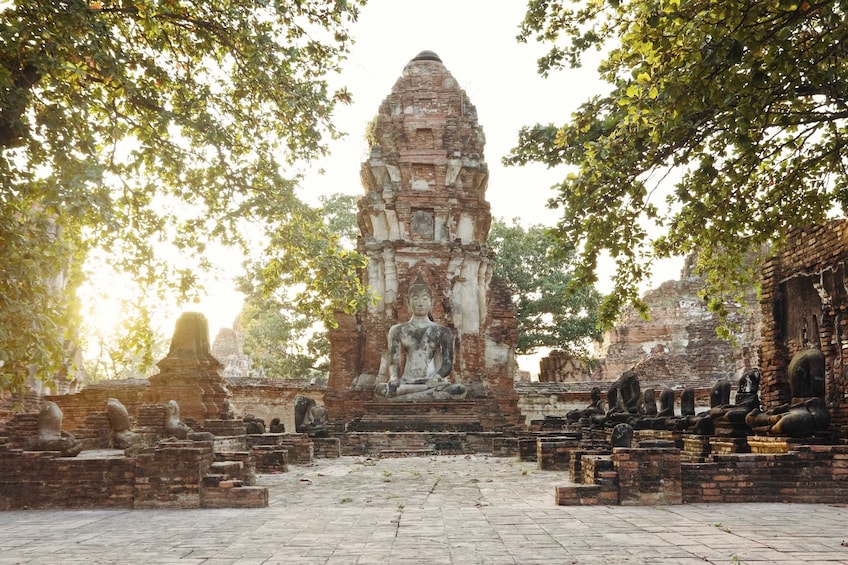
0,439,267,510
682,445,848,503
551,440,848,505
324,51,521,430
759,219,848,437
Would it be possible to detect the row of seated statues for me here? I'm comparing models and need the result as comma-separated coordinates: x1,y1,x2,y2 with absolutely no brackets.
25,393,331,457
566,347,831,439
26,398,191,456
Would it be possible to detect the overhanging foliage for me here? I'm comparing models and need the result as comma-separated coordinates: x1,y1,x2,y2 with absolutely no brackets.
0,1,368,391
510,0,848,327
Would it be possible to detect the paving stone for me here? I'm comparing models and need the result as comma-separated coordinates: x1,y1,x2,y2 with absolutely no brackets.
0,455,847,564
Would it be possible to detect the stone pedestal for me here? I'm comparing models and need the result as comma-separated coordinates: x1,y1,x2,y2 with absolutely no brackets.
537,437,580,471
245,433,314,465
347,401,482,432
613,447,683,505
682,434,712,460
748,434,791,454
634,429,683,448
710,436,751,454
204,419,247,437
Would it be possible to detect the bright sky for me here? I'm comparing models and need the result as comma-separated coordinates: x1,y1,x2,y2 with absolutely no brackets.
182,0,684,372
297,0,600,218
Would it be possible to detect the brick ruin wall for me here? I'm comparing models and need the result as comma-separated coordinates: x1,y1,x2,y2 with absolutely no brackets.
537,350,593,383
681,445,848,504
759,219,848,437
596,273,760,387
555,443,848,506
30,378,323,435
0,440,267,511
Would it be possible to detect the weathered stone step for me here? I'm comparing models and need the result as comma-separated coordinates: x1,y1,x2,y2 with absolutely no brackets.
210,460,243,477
379,449,437,458
555,484,601,506
350,414,482,432
202,485,268,509
202,473,227,487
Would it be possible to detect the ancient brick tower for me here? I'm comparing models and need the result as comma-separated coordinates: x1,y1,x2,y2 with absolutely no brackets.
148,312,230,423
324,51,522,431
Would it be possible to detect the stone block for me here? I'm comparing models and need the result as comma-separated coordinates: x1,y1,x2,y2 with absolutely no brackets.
614,447,682,506
202,486,268,509
312,437,340,458
555,484,601,506
492,437,518,457
210,460,243,477
251,446,288,473
537,437,579,471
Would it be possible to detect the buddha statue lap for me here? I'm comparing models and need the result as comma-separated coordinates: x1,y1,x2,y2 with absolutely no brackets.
566,386,605,425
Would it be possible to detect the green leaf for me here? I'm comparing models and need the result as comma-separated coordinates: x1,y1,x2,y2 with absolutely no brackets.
0,0,367,392
509,0,844,328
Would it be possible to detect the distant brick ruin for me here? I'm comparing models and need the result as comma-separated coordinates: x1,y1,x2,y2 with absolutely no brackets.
148,312,230,422
533,254,761,391
324,51,521,431
211,326,251,378
597,254,761,389
524,256,761,423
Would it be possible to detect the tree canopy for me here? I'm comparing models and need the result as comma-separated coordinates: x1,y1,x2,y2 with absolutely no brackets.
488,218,602,356
238,290,330,380
0,1,368,392
237,193,360,380
509,0,848,326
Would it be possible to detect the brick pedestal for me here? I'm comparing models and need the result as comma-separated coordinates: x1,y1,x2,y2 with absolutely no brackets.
613,447,682,505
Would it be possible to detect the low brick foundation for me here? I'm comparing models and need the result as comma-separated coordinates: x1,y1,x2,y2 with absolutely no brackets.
537,437,580,471
555,484,602,505
313,437,340,458
337,432,505,457
251,446,289,473
273,434,313,464
492,437,519,457
0,440,268,511
682,444,848,503
569,449,611,483
554,433,848,506
614,448,683,505
0,451,136,510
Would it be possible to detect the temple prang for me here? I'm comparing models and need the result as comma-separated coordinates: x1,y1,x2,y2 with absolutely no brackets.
324,51,521,431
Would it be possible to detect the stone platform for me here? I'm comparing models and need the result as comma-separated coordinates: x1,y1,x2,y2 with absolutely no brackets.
337,430,501,457
0,441,267,510
546,431,848,506
346,401,483,432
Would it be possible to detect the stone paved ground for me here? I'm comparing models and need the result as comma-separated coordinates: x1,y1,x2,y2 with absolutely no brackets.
1,454,847,564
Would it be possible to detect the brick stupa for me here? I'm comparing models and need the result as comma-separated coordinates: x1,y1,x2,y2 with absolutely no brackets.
324,51,522,431
148,312,230,423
